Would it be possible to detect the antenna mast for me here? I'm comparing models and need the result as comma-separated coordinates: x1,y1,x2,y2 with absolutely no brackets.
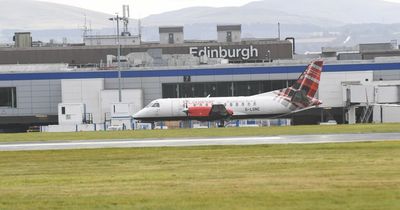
278,22,281,40
138,19,142,41
122,5,130,36
83,14,88,37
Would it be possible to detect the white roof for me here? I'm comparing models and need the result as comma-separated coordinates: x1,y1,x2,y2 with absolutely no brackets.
0,63,72,73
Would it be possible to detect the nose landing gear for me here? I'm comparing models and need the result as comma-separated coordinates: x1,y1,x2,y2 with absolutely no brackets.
218,120,227,128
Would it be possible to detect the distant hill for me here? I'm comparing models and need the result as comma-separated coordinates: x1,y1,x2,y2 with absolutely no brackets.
142,6,341,27
1,0,399,30
0,0,399,53
142,0,400,26
0,0,112,30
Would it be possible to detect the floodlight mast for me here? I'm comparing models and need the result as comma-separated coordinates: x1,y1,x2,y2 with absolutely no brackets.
109,14,123,102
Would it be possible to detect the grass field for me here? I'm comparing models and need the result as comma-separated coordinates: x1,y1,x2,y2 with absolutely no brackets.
0,142,399,210
0,123,400,143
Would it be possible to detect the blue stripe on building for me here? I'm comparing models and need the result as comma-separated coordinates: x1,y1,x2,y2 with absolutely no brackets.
1,62,400,81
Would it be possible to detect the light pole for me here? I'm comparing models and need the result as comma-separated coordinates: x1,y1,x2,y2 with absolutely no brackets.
267,50,271,62
109,14,123,102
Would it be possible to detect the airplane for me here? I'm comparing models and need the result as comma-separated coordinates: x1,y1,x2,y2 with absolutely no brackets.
133,60,323,127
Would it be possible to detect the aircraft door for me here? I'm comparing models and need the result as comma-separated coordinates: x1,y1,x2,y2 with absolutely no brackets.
172,100,183,116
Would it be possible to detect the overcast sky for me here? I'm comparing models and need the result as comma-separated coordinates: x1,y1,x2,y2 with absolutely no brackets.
37,0,400,18
38,0,258,18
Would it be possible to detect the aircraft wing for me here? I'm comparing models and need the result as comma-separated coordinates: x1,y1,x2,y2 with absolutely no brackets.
209,104,233,119
185,104,233,121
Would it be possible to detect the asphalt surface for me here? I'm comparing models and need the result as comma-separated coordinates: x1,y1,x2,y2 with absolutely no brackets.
0,133,399,151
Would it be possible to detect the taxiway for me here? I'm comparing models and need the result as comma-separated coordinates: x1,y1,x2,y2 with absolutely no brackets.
0,133,399,151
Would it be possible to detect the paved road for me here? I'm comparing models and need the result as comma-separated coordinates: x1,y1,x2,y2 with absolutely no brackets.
0,133,399,151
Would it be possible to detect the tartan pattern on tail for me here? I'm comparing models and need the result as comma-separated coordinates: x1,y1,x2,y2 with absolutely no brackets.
273,60,323,110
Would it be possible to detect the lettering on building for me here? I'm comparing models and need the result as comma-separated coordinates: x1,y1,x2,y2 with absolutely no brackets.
189,46,259,60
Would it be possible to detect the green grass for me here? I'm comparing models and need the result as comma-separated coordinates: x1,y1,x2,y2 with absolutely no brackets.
0,123,400,143
0,142,399,209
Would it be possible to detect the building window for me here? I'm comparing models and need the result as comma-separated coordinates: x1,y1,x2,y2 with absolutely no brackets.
226,31,232,42
162,84,178,98
168,33,174,44
271,80,290,90
161,79,296,98
0,87,17,108
217,82,232,97
183,76,191,82
178,83,204,98
205,83,217,97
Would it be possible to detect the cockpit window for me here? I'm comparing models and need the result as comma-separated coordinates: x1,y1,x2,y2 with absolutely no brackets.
145,103,153,108
152,103,160,108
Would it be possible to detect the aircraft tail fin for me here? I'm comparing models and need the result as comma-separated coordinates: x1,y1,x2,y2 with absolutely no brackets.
292,60,323,98
275,60,323,108
281,60,323,98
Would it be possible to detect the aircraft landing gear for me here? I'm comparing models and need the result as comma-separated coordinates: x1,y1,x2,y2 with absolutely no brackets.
218,120,225,128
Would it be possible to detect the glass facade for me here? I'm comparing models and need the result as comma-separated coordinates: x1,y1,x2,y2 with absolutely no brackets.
0,87,17,108
162,80,296,98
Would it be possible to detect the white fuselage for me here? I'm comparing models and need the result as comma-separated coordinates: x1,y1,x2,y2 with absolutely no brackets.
134,92,291,121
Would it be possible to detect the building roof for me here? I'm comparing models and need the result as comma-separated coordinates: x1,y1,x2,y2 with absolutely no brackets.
159,26,184,33
14,32,31,35
217,25,242,31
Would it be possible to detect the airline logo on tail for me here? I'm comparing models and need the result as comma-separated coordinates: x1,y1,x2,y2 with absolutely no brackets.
274,60,323,110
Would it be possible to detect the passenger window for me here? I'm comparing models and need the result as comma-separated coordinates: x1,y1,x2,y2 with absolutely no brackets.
236,102,239,106
230,103,233,107
242,102,245,106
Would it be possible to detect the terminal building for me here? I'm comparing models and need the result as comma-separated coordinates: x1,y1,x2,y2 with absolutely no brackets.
0,25,292,67
1,25,400,132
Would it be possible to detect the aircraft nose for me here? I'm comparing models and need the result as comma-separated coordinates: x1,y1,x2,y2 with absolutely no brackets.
133,109,145,119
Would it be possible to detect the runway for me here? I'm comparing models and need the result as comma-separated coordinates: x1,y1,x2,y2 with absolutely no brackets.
0,132,399,151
